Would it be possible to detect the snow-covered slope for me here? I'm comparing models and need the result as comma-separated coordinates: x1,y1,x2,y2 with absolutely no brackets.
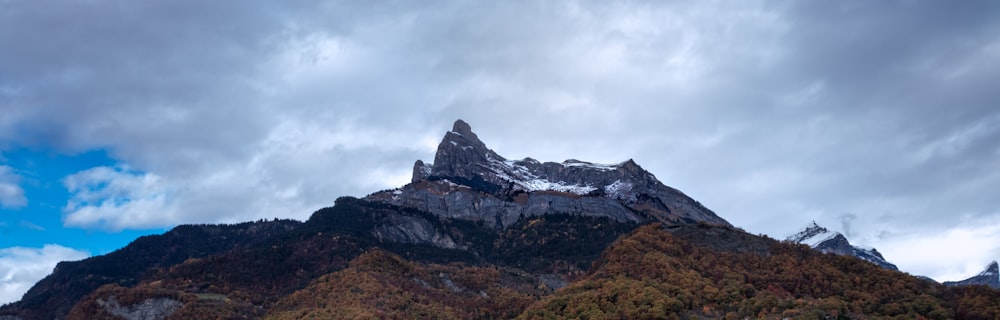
786,221,898,271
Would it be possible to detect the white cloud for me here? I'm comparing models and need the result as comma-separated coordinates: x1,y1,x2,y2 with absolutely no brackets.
879,222,1000,281
0,244,89,305
59,120,431,230
0,166,27,209
62,166,175,231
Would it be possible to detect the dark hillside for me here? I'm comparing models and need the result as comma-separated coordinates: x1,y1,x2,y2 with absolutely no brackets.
56,197,640,319
1,220,300,320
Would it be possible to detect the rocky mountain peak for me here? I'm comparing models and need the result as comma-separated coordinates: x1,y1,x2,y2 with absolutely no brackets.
945,260,1000,288
369,119,731,229
444,119,488,150
786,221,898,271
428,119,502,182
450,119,480,142
984,261,1000,276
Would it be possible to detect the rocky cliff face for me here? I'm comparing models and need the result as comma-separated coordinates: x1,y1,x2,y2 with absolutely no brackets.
945,261,1000,288
787,221,898,270
367,119,730,229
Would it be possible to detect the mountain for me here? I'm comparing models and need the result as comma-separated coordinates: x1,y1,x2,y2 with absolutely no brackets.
4,119,1000,319
945,261,1000,288
2,119,720,319
786,221,899,270
366,119,730,229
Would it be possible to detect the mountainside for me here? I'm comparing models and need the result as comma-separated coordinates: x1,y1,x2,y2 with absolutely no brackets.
787,221,899,271
3,119,1000,319
945,261,1000,288
520,224,1000,319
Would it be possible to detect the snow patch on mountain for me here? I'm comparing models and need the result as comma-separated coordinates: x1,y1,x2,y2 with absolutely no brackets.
786,221,838,247
484,155,604,195
604,180,633,199
562,159,618,171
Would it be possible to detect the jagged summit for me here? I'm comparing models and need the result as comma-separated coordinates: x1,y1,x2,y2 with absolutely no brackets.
449,119,483,145
786,221,836,247
371,119,730,228
787,221,898,271
417,120,648,194
415,119,500,183
945,261,1000,288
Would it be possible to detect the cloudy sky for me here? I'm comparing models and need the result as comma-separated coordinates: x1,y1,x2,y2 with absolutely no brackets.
2,0,999,304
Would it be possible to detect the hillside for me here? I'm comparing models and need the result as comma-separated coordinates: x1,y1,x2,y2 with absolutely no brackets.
521,224,1000,319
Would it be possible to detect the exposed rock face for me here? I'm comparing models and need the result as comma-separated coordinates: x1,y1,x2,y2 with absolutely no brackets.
787,221,898,271
945,261,1000,288
97,296,182,320
367,119,730,229
372,211,463,249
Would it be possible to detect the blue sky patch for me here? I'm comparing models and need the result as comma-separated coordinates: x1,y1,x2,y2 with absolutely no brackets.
0,149,166,255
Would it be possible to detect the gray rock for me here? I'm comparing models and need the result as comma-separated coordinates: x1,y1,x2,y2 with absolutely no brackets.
411,160,432,183
536,274,569,291
372,212,463,249
97,296,182,320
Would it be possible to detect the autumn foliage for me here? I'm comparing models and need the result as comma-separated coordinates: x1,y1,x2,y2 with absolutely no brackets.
14,199,1000,319
519,224,1000,319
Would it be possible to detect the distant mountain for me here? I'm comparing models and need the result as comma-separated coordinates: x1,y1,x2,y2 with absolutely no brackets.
945,261,1000,288
787,221,898,270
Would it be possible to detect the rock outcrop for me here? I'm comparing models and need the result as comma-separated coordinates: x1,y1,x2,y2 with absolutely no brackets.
97,296,182,320
367,119,730,229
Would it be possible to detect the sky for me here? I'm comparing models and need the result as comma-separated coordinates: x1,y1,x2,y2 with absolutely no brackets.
1,0,999,304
